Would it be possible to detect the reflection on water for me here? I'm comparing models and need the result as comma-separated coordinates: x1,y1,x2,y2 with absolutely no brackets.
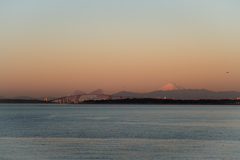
0,104,240,159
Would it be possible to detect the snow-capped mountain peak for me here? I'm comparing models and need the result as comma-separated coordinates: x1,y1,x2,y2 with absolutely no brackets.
158,83,185,91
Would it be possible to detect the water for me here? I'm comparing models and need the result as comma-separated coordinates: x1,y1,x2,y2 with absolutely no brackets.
0,104,240,159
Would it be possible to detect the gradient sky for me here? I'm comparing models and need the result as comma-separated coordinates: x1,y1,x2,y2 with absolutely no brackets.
1,0,240,98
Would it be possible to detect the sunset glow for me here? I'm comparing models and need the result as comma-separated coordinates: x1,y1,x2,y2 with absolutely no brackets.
1,0,240,98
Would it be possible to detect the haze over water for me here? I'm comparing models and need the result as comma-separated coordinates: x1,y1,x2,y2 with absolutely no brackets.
1,104,240,159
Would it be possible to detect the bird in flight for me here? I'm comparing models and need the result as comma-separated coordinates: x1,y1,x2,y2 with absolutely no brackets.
226,72,229,74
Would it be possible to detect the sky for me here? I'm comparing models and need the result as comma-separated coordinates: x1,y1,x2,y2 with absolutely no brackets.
0,0,240,98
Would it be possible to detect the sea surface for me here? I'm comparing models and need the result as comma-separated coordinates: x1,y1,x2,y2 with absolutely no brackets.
0,104,240,160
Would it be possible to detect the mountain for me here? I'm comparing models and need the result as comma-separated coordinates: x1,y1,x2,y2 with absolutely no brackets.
13,96,35,99
157,83,185,91
113,83,240,99
113,89,240,99
0,95,4,99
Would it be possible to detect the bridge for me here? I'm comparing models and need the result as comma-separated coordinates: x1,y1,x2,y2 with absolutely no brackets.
51,89,141,104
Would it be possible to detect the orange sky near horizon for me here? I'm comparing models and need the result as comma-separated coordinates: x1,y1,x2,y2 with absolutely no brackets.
0,0,240,98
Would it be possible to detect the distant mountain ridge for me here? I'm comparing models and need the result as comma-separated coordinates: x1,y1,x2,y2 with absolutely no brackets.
113,83,240,99
0,95,4,99
113,89,240,99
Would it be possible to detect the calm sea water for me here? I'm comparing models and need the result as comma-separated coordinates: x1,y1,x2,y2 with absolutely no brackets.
0,104,240,160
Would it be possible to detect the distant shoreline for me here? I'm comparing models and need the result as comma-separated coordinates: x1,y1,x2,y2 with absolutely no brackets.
82,98,240,105
0,99,52,104
0,98,240,105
